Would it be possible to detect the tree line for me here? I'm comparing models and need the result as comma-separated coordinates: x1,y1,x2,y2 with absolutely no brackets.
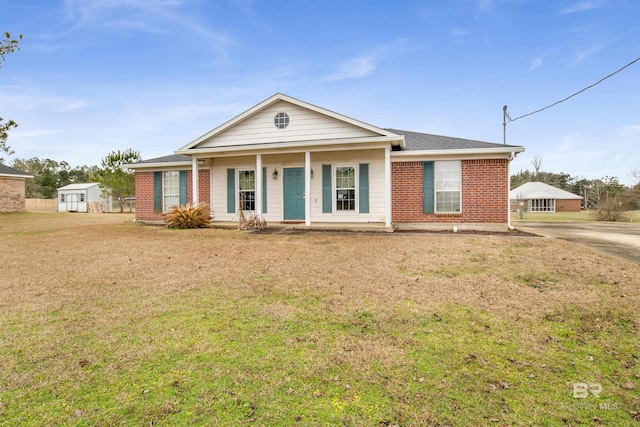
0,149,141,212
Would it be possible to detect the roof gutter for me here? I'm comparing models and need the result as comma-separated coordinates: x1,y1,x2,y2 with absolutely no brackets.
123,161,192,170
0,173,34,179
391,146,525,158
174,136,403,156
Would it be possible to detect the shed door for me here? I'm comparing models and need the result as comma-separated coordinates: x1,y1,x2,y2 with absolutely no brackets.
67,194,79,212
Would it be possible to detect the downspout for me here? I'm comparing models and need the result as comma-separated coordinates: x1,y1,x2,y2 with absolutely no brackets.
507,151,515,230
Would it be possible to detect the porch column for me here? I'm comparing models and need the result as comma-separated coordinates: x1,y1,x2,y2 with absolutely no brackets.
256,154,263,219
192,158,199,204
385,146,392,227
305,151,311,226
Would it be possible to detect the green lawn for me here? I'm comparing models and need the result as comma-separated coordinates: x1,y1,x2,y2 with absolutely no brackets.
513,210,640,223
0,212,638,426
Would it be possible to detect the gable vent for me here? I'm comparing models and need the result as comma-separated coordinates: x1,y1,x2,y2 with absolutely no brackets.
274,112,289,129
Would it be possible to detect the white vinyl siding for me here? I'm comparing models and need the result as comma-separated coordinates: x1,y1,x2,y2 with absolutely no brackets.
312,150,385,222
209,150,386,223
199,101,379,148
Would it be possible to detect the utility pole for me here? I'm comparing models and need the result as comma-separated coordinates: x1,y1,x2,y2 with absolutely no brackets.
503,105,508,145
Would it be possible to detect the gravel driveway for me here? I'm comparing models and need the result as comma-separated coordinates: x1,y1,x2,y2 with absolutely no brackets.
515,221,640,264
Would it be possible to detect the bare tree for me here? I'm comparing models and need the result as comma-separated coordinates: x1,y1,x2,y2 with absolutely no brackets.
531,155,542,179
630,166,640,184
515,193,528,219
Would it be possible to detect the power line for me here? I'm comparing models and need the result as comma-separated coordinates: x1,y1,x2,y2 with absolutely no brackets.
507,55,640,123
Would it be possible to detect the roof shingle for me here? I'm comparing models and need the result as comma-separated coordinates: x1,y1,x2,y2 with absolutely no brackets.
386,129,521,151
0,164,32,177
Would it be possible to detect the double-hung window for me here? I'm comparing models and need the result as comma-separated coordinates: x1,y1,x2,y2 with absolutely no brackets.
435,161,461,213
163,171,180,211
322,163,368,214
335,165,356,211
238,170,256,211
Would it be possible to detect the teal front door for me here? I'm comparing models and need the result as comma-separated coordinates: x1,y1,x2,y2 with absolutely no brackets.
283,168,305,220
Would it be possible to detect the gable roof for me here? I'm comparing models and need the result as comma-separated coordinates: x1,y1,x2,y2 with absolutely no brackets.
127,94,526,169
0,164,33,179
176,93,405,153
58,182,101,191
509,181,582,200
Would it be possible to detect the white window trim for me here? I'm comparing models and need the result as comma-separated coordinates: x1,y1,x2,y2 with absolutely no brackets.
529,198,555,212
237,169,256,213
332,163,359,214
163,170,180,213
434,160,462,214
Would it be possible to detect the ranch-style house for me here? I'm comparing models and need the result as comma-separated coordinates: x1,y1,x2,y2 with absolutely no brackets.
127,93,525,230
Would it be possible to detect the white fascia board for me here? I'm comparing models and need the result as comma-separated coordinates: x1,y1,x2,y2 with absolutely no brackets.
178,95,282,151
0,173,33,179
123,161,193,170
390,146,525,161
178,93,405,151
175,136,401,157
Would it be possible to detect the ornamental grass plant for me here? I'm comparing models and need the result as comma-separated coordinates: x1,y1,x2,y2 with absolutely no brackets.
164,202,211,228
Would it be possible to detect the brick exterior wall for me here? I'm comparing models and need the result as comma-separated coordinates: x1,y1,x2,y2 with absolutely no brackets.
0,177,27,212
135,160,509,224
134,169,211,221
392,159,509,223
556,198,581,212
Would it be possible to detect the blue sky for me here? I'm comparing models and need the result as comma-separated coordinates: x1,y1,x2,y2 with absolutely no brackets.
1,0,638,184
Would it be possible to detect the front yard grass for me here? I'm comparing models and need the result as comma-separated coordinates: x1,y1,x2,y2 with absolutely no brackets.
513,210,640,223
0,212,638,426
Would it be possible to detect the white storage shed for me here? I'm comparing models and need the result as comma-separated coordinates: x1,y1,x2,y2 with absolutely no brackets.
57,183,111,212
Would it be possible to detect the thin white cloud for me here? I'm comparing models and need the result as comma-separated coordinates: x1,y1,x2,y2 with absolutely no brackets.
321,55,377,82
574,42,607,63
59,0,231,47
320,39,410,83
476,0,496,14
13,128,63,139
560,1,603,15
59,100,91,112
2,92,90,113
529,56,543,70
449,27,471,44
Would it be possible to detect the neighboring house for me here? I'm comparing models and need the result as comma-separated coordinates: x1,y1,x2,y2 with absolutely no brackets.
0,164,33,213
127,93,525,230
509,181,582,212
57,183,111,213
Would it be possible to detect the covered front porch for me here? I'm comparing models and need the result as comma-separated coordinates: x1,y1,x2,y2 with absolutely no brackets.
187,144,393,227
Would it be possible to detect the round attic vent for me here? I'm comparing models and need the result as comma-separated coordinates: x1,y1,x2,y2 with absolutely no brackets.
274,112,289,129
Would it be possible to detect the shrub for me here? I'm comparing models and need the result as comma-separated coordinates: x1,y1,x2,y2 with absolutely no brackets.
591,198,628,222
164,203,211,229
238,210,266,230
